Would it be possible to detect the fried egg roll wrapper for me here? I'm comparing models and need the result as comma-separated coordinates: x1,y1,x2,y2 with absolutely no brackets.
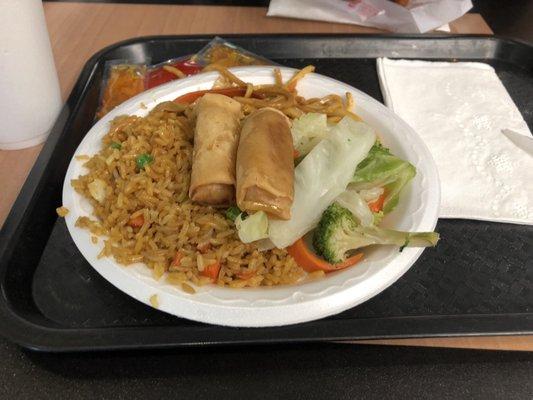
189,93,242,206
236,107,294,220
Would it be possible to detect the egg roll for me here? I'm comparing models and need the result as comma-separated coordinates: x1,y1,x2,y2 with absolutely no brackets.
236,107,294,220
189,93,242,206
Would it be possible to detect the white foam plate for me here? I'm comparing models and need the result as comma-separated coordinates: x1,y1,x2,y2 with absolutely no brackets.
62,66,440,327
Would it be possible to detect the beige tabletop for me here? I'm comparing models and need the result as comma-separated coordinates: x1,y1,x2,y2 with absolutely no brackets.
1,2,530,351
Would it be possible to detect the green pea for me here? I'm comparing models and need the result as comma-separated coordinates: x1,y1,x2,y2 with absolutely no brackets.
136,153,154,169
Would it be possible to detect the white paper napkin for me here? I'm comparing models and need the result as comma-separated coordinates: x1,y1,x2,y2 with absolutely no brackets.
377,58,533,225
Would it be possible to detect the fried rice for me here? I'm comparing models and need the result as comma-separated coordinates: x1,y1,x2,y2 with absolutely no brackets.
71,105,304,288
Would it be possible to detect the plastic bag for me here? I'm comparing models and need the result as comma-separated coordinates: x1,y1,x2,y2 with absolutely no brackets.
192,37,274,68
145,56,203,89
96,61,146,119
267,0,473,33
95,37,277,119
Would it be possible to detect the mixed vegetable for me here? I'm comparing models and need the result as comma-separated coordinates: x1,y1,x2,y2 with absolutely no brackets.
227,114,439,273
351,142,416,214
269,117,377,249
313,203,438,265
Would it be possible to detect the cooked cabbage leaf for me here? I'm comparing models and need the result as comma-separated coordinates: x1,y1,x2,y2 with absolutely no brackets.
291,113,329,158
235,211,269,243
335,188,374,227
269,117,376,248
350,142,415,214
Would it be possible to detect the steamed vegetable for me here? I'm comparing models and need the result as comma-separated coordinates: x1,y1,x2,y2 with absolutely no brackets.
358,187,384,204
313,203,439,264
287,238,364,272
351,142,415,214
235,211,269,243
337,186,384,225
368,193,385,213
201,262,221,281
335,188,374,227
269,117,376,249
372,210,385,226
291,113,329,158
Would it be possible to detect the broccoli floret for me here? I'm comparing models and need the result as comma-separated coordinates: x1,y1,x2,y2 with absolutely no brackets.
313,203,361,263
313,203,439,264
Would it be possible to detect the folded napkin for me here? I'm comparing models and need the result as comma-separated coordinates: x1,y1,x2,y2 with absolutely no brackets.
377,58,533,225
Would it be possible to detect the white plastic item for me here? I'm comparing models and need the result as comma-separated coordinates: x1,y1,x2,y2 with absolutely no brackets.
62,67,440,327
267,0,472,33
0,0,62,150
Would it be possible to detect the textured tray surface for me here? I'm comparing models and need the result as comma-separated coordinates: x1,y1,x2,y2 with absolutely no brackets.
34,217,533,329
34,57,533,328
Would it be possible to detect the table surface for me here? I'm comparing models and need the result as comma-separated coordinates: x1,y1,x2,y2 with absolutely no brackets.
1,2,531,352
0,340,531,399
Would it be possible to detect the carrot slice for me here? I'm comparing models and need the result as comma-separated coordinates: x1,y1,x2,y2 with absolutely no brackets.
201,262,221,282
368,193,385,213
237,270,256,280
287,238,363,272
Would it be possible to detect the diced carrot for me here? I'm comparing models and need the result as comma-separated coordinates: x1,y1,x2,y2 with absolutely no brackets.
172,251,183,267
201,262,221,282
287,238,364,272
128,214,144,228
368,193,386,213
237,270,256,280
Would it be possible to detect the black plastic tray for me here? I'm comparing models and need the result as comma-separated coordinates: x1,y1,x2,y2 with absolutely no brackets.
1,34,532,352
